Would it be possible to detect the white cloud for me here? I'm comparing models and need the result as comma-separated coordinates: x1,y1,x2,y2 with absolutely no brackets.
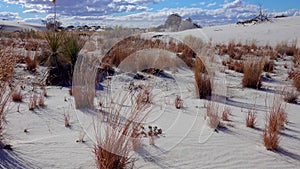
4,0,161,17
3,0,300,27
207,2,217,8
0,12,20,20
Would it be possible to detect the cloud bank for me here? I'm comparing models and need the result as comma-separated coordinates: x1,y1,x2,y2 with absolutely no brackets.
2,0,300,27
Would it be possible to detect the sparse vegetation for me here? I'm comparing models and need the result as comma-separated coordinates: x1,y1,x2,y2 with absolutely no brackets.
194,57,211,99
263,96,287,150
242,58,264,89
0,48,17,144
12,90,23,102
246,110,256,128
175,95,183,109
94,93,151,169
206,101,220,128
222,107,231,121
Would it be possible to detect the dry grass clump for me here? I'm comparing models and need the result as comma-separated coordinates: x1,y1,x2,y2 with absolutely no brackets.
263,97,288,150
246,110,256,128
221,107,231,121
94,93,151,169
206,101,220,128
136,88,151,105
25,55,37,73
175,95,183,109
293,72,300,91
0,48,17,143
101,35,196,69
275,41,298,57
12,90,23,102
282,88,299,104
28,93,38,111
242,58,264,89
194,57,211,99
263,59,275,73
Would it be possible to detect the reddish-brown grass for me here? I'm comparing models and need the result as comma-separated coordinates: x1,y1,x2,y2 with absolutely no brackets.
0,49,17,142
293,72,300,91
263,128,279,150
38,93,45,107
194,57,211,99
206,102,220,128
175,95,183,109
94,93,151,169
242,58,264,89
221,107,231,121
25,55,37,73
246,110,256,128
12,91,23,102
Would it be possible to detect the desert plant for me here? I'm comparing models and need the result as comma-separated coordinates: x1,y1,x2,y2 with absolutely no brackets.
94,92,151,169
293,72,300,91
12,90,22,102
270,96,288,130
38,93,45,107
263,127,279,150
242,58,264,89
206,101,220,128
0,49,17,143
28,93,38,111
62,33,86,66
246,110,256,128
64,113,70,127
175,95,183,109
194,57,211,99
222,107,231,121
283,88,299,104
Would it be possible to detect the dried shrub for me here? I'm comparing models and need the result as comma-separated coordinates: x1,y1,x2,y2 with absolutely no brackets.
25,55,37,72
38,93,45,107
246,110,256,128
293,53,300,67
293,72,300,91
136,88,151,105
275,41,298,57
0,48,17,142
12,91,23,102
222,107,231,121
263,128,279,150
94,93,151,169
194,57,211,99
263,60,275,72
175,95,183,109
29,93,38,111
283,88,299,104
206,101,220,128
234,60,244,73
242,58,264,89
64,113,70,127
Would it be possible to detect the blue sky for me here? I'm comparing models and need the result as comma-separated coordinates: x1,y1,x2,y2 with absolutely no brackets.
0,0,299,27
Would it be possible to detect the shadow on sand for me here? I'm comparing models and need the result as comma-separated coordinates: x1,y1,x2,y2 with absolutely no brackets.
0,148,37,169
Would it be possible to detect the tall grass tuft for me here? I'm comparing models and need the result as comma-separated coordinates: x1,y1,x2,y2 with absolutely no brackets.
0,48,17,143
242,58,264,89
194,57,211,99
263,96,287,150
94,92,152,169
246,110,256,128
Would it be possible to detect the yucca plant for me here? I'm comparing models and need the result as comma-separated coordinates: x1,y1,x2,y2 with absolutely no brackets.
62,33,86,66
44,31,66,85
